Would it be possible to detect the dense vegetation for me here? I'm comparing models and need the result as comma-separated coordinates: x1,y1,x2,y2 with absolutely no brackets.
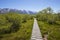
36,7,60,40
0,12,34,40
0,7,60,40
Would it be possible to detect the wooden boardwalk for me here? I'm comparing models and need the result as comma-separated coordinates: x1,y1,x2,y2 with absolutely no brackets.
31,18,43,40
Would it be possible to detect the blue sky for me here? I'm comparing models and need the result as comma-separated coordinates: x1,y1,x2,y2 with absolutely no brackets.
0,0,60,12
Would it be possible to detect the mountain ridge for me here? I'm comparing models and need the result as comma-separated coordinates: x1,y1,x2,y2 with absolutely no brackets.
0,8,36,14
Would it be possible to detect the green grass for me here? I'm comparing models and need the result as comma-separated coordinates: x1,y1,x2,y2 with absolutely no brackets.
0,13,34,40
38,21,60,40
0,20,33,40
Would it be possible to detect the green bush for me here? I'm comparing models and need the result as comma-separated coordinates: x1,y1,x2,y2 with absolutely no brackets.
36,8,60,40
0,13,34,40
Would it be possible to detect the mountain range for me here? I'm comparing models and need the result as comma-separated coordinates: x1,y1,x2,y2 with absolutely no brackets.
0,8,36,14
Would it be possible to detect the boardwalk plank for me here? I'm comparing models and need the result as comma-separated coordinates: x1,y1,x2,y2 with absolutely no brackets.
31,18,43,40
